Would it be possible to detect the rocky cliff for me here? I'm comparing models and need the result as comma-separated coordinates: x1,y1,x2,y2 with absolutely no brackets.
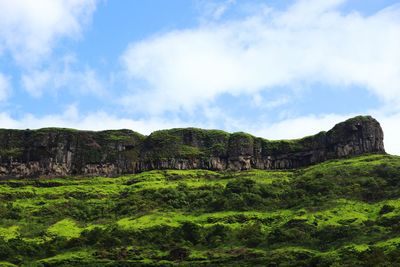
0,115,385,178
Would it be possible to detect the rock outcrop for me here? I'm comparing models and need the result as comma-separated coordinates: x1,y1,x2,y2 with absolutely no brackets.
0,116,385,178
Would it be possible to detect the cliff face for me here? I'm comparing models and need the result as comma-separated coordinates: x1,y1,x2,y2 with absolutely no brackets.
0,116,385,178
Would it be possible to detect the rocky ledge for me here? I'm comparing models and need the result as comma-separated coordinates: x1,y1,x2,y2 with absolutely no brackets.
0,115,385,178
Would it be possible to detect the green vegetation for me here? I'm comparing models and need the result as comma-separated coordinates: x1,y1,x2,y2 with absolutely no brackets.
142,127,230,159
141,127,323,159
0,127,145,167
1,154,400,266
47,219,82,239
0,148,23,158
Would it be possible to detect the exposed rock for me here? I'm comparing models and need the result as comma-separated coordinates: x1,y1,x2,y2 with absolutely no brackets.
0,115,385,178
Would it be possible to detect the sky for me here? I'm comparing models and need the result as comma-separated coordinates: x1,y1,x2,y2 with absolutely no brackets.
0,0,399,154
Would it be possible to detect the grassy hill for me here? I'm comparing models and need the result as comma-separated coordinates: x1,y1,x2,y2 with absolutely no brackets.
1,154,400,266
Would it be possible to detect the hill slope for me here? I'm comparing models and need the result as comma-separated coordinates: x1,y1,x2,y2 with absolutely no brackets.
1,154,400,266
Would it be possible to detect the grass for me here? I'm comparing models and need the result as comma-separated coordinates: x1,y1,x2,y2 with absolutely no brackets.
0,262,17,267
376,237,400,251
47,219,82,239
1,154,400,266
0,226,19,241
308,199,379,227
38,250,95,265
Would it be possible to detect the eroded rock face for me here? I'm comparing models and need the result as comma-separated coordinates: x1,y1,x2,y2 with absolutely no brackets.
0,116,385,178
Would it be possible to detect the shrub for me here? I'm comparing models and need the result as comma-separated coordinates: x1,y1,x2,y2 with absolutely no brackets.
379,204,395,215
169,247,190,261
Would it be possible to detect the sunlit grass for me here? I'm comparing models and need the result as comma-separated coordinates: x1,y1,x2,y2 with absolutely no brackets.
1,154,400,265
47,219,82,239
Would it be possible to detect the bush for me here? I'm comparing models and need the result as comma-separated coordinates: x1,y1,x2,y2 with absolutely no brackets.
179,222,203,245
206,224,230,248
379,204,395,215
169,247,190,261
237,222,265,247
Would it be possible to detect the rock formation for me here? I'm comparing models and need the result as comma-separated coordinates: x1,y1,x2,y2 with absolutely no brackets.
0,115,385,178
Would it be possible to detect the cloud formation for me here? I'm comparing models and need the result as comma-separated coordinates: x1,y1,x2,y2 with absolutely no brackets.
21,58,106,98
0,106,200,135
0,73,11,101
197,0,237,20
0,0,100,98
0,0,97,66
122,0,400,114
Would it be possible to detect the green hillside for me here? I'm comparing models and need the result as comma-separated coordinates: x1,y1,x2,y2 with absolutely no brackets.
1,154,400,266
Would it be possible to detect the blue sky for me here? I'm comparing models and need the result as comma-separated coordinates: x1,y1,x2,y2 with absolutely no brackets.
0,0,399,154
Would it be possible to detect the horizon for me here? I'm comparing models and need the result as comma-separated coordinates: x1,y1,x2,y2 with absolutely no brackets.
0,114,373,139
0,0,399,155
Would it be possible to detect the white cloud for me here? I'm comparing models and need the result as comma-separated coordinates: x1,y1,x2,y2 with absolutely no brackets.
252,94,291,110
372,112,400,157
197,0,236,20
121,0,400,114
0,73,11,101
251,114,350,140
0,0,97,66
0,106,202,135
21,60,106,98
21,70,51,97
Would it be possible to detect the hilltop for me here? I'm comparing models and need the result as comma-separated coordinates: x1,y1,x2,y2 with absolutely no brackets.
0,115,385,178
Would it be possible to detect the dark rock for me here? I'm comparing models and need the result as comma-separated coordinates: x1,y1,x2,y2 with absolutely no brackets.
0,115,385,178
